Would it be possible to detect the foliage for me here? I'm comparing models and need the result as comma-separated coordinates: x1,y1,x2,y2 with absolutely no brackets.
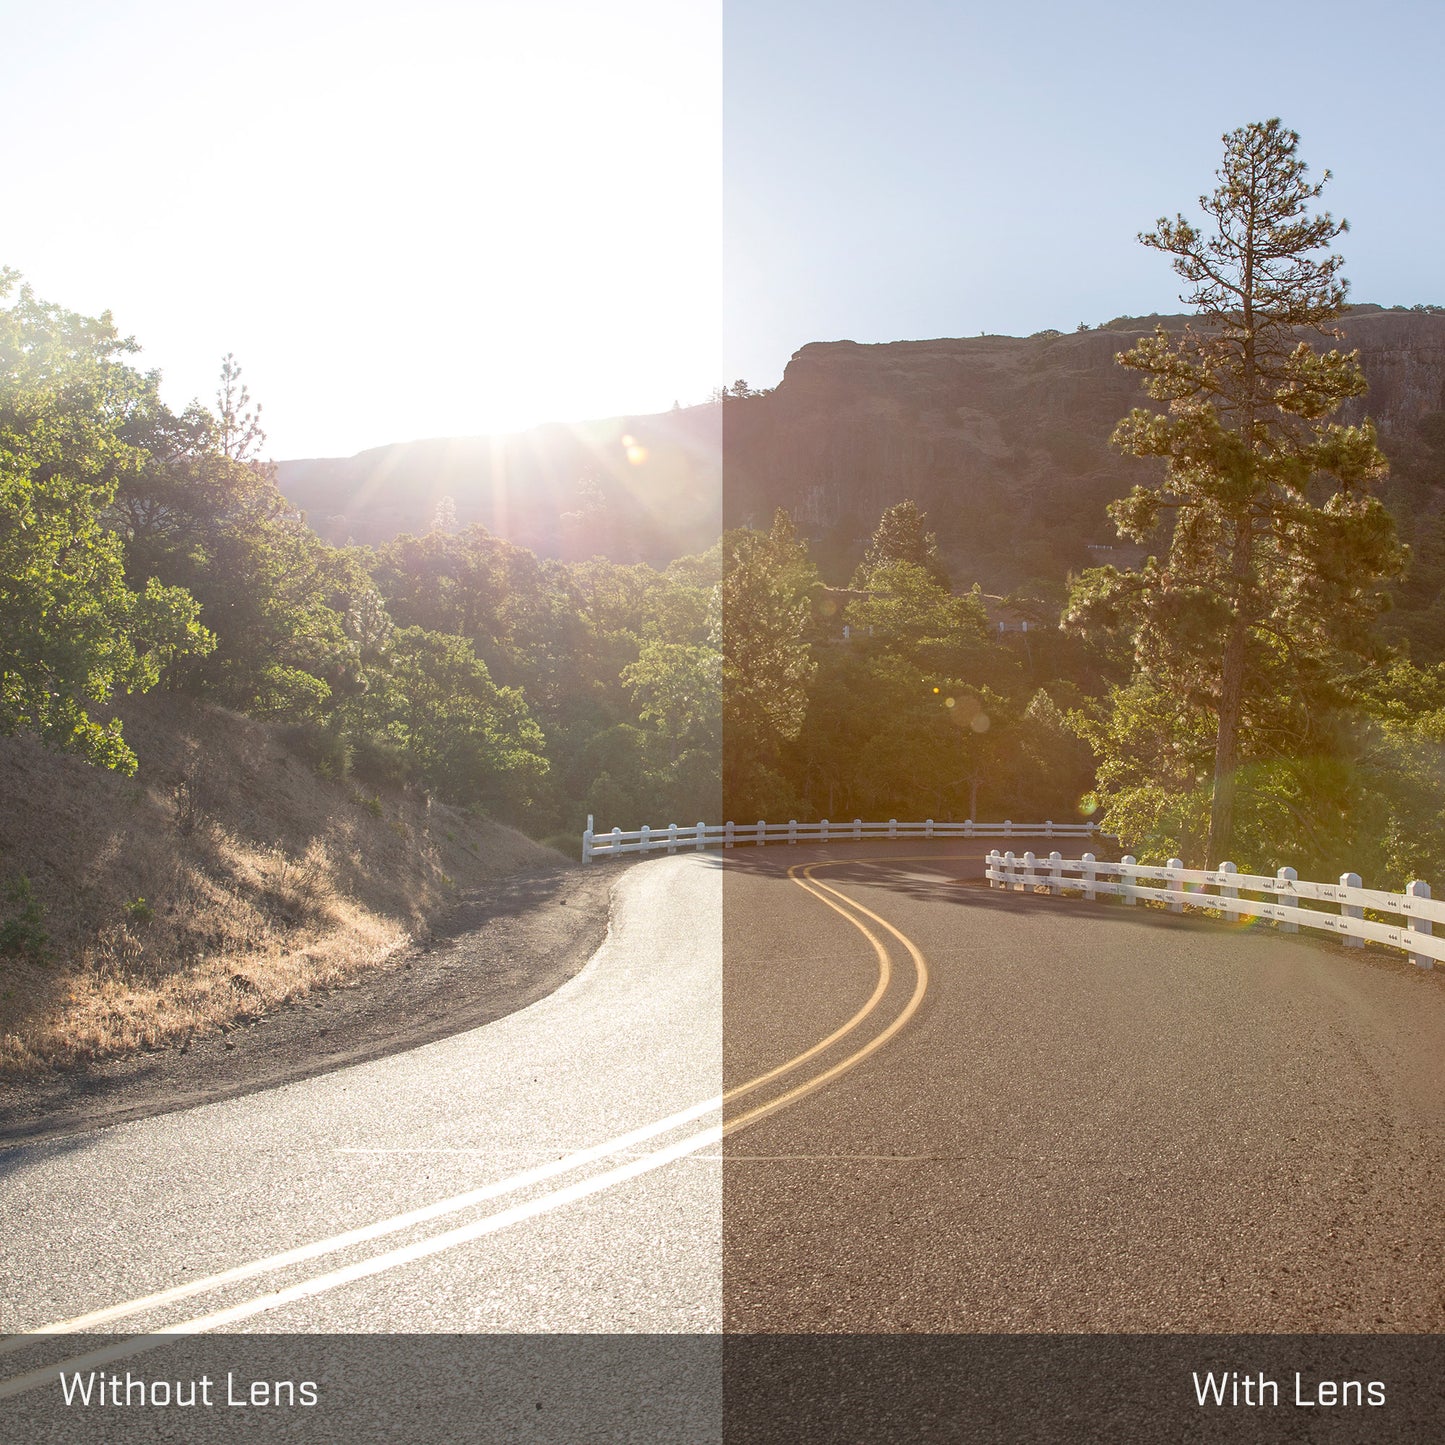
0,272,214,771
856,500,950,590
722,511,818,818
0,875,48,961
1066,120,1403,862
381,627,548,816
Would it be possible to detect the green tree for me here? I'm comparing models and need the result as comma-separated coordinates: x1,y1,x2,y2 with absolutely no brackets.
856,500,949,589
0,272,213,771
384,626,547,816
722,511,818,818
1067,120,1402,862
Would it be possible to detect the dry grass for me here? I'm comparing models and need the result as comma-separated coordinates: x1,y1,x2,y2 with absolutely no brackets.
0,694,560,1079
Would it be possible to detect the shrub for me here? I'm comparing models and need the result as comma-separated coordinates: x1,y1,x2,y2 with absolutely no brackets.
123,896,154,924
280,721,351,781
350,735,414,791
0,876,49,961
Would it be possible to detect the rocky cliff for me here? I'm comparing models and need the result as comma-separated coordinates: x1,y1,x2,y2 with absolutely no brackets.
723,306,1445,589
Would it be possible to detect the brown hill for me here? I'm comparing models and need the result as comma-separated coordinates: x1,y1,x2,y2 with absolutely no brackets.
275,306,1445,594
277,406,721,564
724,306,1445,589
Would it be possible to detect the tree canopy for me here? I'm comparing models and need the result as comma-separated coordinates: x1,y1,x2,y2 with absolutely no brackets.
0,271,213,771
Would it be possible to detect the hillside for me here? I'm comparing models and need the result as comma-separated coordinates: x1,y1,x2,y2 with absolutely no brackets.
0,695,561,1078
276,307,1445,612
724,305,1445,592
277,405,721,564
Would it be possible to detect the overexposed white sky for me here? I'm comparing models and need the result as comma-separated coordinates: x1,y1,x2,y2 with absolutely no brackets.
5,0,721,458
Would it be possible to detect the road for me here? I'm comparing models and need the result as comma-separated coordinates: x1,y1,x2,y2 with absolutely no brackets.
723,843,1445,1333
2,839,1443,1440
0,854,724,1439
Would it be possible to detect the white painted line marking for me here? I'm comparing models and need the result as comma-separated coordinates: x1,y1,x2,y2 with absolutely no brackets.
0,1094,721,1352
0,1122,722,1400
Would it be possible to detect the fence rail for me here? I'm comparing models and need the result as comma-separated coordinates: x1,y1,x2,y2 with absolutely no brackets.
985,848,1440,970
582,815,1111,863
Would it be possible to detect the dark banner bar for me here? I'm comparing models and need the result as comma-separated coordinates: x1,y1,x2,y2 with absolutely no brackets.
726,1335,1445,1444
1,1333,1439,1442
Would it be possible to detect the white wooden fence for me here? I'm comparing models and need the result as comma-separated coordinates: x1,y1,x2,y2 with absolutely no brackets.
986,848,1440,970
582,815,1110,863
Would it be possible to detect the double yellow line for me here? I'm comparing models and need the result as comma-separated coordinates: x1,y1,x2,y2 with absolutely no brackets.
720,858,931,1136
0,854,936,1395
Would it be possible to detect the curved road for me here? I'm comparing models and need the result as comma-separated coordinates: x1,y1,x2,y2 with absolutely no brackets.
723,842,1445,1332
2,839,1443,1438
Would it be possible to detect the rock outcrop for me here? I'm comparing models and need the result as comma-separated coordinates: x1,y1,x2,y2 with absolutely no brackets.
724,306,1445,588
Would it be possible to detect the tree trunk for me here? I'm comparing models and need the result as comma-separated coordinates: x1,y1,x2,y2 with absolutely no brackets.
1208,518,1253,863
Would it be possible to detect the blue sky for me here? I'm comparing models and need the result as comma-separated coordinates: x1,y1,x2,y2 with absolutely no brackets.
4,2,1439,456
726,0,1445,390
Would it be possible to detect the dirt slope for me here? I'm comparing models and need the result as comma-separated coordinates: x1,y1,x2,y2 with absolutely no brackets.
0,694,562,1078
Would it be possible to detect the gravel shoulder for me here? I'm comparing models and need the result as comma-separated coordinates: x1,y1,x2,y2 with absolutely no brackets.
0,862,620,1145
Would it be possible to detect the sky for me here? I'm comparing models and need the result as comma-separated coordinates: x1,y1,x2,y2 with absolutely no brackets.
4,0,721,458
6,1,1442,459
726,0,1445,394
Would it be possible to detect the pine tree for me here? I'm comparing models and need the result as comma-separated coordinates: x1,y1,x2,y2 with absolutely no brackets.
1067,119,1402,862
858,500,949,590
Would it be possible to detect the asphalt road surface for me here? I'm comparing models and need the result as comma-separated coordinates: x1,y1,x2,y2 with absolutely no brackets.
721,842,1445,1333
0,855,722,1424
3,839,1443,1439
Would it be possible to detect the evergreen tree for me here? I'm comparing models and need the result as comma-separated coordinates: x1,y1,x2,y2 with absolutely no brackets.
1067,119,1402,862
857,500,949,589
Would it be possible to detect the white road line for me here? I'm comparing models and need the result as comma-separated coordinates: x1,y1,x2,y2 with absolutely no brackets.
0,1093,721,1351
0,1122,723,1401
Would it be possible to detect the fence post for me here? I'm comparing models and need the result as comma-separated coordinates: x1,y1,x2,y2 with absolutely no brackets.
987,848,1000,888
1121,855,1137,906
1045,820,1055,839
1022,850,1036,891
1003,849,1016,891
1004,820,1013,838
1049,850,1062,896
724,821,734,850
696,821,706,851
1277,867,1300,936
667,823,678,854
926,819,934,838
611,826,622,856
1218,861,1238,916
854,818,863,840
1340,872,1363,947
1168,857,1185,913
888,818,897,839
821,818,830,843
965,819,974,838
1082,851,1096,902
1276,866,1298,933
755,820,766,847
640,823,651,855
788,819,798,845
583,814,594,864
1407,880,1433,968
